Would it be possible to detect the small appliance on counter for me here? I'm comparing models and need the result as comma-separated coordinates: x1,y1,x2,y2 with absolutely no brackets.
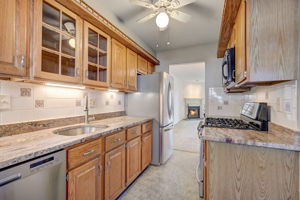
199,102,269,132
222,48,235,87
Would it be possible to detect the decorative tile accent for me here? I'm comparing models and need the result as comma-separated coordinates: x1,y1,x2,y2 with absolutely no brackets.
35,100,44,108
20,88,31,97
0,111,126,137
75,99,82,107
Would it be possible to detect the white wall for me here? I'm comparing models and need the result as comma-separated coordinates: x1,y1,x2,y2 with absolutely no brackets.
84,0,155,56
0,81,124,125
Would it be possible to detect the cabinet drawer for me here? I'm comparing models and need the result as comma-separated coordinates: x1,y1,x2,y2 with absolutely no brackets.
105,130,126,152
68,138,102,169
127,125,142,141
142,121,152,134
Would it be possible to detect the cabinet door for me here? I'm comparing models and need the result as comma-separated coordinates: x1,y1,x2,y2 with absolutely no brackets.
141,132,152,170
111,39,126,89
147,62,155,74
234,0,247,84
83,21,111,87
137,56,148,75
68,157,102,200
0,0,27,76
32,0,82,83
126,137,142,185
126,48,137,91
105,145,126,200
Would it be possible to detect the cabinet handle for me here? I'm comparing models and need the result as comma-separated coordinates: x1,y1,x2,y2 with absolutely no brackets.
75,68,80,77
14,54,25,68
99,164,103,176
82,149,94,156
113,138,121,143
107,160,111,171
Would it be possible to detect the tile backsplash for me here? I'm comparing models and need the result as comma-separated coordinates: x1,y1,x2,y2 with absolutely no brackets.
207,81,298,130
0,81,125,125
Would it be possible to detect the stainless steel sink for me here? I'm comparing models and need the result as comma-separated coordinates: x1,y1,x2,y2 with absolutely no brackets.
53,125,109,136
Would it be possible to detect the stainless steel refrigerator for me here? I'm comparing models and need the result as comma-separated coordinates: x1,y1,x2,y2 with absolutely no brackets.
126,72,174,165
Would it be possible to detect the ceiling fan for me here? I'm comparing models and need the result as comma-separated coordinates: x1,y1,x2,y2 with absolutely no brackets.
130,0,196,30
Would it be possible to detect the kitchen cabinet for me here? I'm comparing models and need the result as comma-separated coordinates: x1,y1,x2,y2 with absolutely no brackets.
68,157,102,200
147,62,155,74
32,0,83,83
67,138,103,200
126,137,142,185
105,145,126,200
0,0,28,77
137,56,148,75
141,132,152,170
126,48,138,91
111,39,126,89
218,0,298,88
205,141,299,200
83,21,111,88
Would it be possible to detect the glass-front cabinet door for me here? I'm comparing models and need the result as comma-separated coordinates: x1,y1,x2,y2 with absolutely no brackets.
83,21,111,87
32,0,82,83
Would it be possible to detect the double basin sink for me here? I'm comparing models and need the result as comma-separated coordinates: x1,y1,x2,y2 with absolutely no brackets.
53,124,109,136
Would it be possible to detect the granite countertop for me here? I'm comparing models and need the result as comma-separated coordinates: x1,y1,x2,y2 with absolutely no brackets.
200,123,300,151
0,116,151,169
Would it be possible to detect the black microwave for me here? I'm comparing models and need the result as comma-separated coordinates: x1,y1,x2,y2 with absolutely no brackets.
222,48,235,86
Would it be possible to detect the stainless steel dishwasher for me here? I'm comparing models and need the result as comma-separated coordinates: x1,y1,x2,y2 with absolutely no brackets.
0,150,66,200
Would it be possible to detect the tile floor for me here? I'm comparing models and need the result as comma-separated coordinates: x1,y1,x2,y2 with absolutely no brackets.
119,119,201,200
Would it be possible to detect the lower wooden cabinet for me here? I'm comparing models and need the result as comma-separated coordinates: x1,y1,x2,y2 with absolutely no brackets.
105,145,126,200
126,137,142,185
68,157,102,200
141,132,152,170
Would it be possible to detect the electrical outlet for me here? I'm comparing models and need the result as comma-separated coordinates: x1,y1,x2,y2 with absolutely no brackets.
75,99,81,107
20,88,32,97
118,100,122,105
284,101,291,113
223,100,229,105
0,95,11,110
105,101,109,106
217,106,222,110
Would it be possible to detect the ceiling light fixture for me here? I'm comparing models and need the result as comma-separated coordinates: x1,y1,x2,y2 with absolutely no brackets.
156,12,169,29
68,38,76,48
45,83,85,90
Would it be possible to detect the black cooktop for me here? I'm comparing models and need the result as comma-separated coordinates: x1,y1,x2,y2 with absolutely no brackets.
204,117,258,130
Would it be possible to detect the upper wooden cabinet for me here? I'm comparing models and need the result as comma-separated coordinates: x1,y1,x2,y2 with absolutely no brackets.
126,48,138,91
234,0,246,84
137,56,148,75
0,0,28,77
83,21,111,87
111,39,126,89
32,0,83,83
218,0,299,88
147,62,155,74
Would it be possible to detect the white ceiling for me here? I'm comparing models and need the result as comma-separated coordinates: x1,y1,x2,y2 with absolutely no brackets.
169,62,205,82
89,0,224,52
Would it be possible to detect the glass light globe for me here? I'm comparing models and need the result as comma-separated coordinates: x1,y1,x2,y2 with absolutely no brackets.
156,12,169,29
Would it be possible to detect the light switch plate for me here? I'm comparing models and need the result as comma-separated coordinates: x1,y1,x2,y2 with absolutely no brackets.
0,95,11,110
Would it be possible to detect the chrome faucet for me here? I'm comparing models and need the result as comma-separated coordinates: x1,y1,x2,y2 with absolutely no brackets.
84,95,95,124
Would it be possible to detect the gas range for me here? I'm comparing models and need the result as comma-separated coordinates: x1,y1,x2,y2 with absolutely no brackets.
198,102,269,132
203,117,259,130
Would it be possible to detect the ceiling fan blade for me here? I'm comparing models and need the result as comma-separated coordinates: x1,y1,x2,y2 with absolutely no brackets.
169,10,191,23
172,0,197,9
130,0,155,9
137,12,158,23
